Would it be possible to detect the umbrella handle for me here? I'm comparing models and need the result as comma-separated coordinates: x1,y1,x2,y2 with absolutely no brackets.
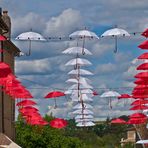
109,98,112,109
26,40,31,56
114,36,118,53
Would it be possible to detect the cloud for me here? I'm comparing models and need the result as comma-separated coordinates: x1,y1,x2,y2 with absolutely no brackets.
44,8,82,36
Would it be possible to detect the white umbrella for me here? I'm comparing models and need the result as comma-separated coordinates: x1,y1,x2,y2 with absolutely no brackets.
71,93,93,102
75,114,93,119
76,121,95,127
136,140,148,144
75,118,93,123
15,31,46,55
73,109,93,114
65,58,92,66
101,27,130,53
73,103,93,109
62,47,92,55
68,69,93,75
100,90,120,109
68,83,93,90
65,89,93,95
66,77,91,85
69,29,99,39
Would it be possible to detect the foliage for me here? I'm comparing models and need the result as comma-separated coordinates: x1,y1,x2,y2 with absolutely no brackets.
15,115,132,148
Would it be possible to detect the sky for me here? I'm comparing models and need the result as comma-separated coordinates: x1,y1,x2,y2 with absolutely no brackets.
0,0,148,120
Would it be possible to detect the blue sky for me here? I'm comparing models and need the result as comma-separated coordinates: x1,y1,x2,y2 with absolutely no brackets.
0,0,148,120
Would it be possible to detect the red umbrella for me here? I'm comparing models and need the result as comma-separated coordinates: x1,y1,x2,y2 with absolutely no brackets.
130,105,148,110
134,79,148,85
50,118,68,129
16,100,37,106
137,63,148,70
127,118,146,124
0,62,12,77
135,72,148,78
131,100,148,106
44,91,65,108
129,113,147,118
111,118,126,124
132,95,148,99
141,28,148,38
0,35,7,41
19,106,39,113
138,40,148,49
138,53,148,59
134,85,148,89
118,94,132,99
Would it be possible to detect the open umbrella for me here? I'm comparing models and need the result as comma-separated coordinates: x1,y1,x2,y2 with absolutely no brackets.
73,109,93,115
130,105,148,110
62,47,92,55
138,53,148,59
111,118,126,124
141,28,148,38
50,118,67,129
131,100,148,106
101,27,130,52
76,121,95,127
118,94,132,99
0,35,7,41
135,72,148,78
138,40,148,50
100,90,120,109
73,103,93,109
127,118,146,124
0,62,12,77
15,31,46,55
16,100,37,107
129,113,147,118
137,63,148,70
75,114,93,120
68,69,93,75
44,91,65,108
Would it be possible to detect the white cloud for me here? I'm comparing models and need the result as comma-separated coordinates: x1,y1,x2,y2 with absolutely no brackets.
44,8,82,36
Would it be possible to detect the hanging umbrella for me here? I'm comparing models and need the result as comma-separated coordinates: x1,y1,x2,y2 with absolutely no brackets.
65,58,92,66
0,35,7,41
66,77,91,84
101,27,130,52
138,40,148,50
137,63,148,70
118,94,132,99
16,100,37,107
141,28,148,38
50,118,67,129
73,109,93,115
65,88,93,95
111,118,126,124
75,114,93,119
76,121,95,127
130,105,148,110
75,118,93,123
138,53,148,59
136,140,148,144
71,93,93,102
15,31,46,55
68,69,93,75
69,29,99,39
135,72,148,78
73,103,93,109
100,90,120,109
129,113,147,118
0,62,12,77
134,79,148,85
44,91,65,108
127,118,146,124
134,85,148,89
131,100,148,106
62,47,92,55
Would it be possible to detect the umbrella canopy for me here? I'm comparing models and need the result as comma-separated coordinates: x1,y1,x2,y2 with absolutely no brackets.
135,72,148,78
101,27,130,52
134,85,148,89
101,28,130,37
130,105,148,110
111,118,126,124
100,90,120,98
69,29,99,39
127,118,146,124
68,69,93,75
0,35,7,41
134,79,148,85
138,40,148,49
50,118,67,129
76,121,95,127
16,100,37,106
75,114,93,119
72,93,93,102
141,28,148,38
65,58,92,66
73,103,93,109
62,47,92,55
136,140,148,144
137,63,148,70
118,94,132,99
66,77,91,85
0,62,12,77
65,88,93,95
75,118,93,123
131,100,148,106
73,109,93,115
44,91,65,98
15,31,46,41
129,113,147,118
138,53,148,59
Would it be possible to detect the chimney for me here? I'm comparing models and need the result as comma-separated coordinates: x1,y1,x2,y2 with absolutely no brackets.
2,10,11,39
